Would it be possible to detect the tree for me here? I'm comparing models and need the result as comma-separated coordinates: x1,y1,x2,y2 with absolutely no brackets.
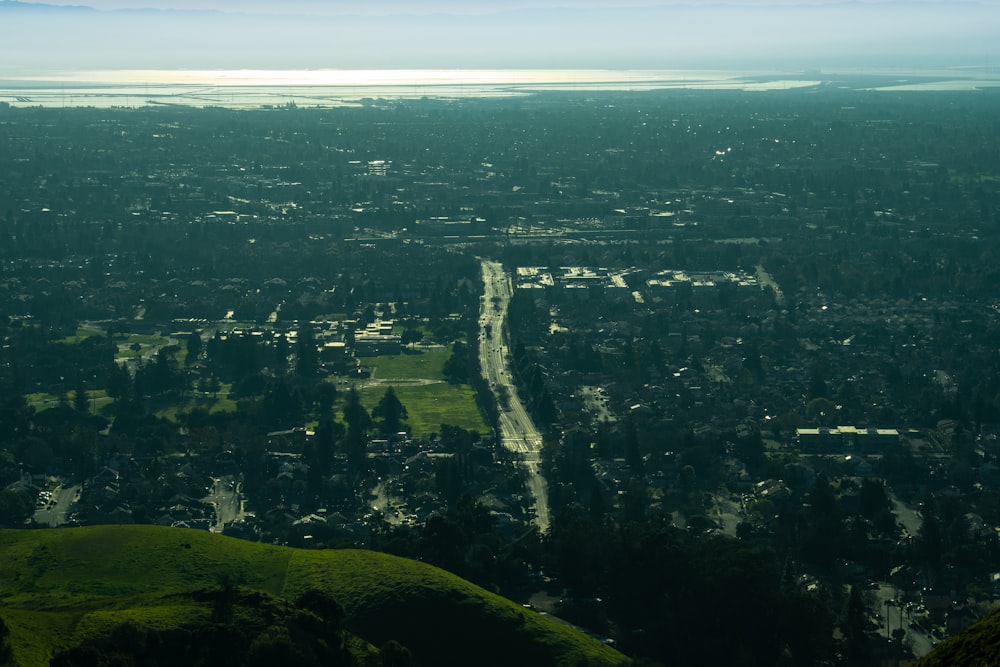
342,386,371,433
372,386,408,436
917,510,943,574
442,341,469,384
260,376,304,430
435,456,464,505
185,331,202,365
843,584,871,665
0,614,14,665
295,588,345,636
212,573,238,624
104,361,130,404
400,328,423,346
678,464,696,494
310,416,339,476
858,478,890,520
314,381,337,416
73,381,89,414
806,397,837,424
380,640,414,667
0,489,32,527
343,386,371,468
295,322,318,379
808,366,829,401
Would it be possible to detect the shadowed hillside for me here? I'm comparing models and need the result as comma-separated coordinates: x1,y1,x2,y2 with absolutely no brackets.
913,607,1000,667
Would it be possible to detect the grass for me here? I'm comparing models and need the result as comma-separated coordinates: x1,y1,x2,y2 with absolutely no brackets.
55,323,107,345
26,333,484,436
0,526,628,667
0,609,80,667
152,386,237,421
111,332,173,364
365,346,450,381
351,345,489,436
116,333,172,347
25,390,112,415
357,382,488,436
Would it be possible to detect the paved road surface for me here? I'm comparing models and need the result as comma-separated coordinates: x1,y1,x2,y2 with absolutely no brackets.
205,475,245,532
33,484,80,527
479,260,551,533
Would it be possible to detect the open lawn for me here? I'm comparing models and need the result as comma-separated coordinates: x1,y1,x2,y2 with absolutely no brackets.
357,382,487,436
152,384,237,421
24,338,483,436
56,323,107,344
365,346,449,381
26,390,112,414
351,345,488,436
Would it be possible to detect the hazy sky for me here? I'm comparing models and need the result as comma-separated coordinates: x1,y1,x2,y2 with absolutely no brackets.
11,0,1000,11
1,0,998,73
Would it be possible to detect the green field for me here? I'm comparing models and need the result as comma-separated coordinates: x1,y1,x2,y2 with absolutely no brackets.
113,332,174,359
0,526,629,667
357,382,487,436
365,346,450,380
352,345,489,436
25,334,487,437
25,390,111,413
56,322,107,344
151,384,238,421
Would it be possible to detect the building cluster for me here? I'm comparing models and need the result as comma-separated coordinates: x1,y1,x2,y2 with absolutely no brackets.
352,319,402,356
514,266,633,301
645,269,759,306
796,426,902,452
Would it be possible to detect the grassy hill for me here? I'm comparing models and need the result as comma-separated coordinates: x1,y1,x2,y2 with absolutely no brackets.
0,525,629,667
913,607,1000,667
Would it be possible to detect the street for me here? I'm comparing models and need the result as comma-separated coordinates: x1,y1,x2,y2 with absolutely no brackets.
480,259,551,533
33,483,80,527
204,475,245,532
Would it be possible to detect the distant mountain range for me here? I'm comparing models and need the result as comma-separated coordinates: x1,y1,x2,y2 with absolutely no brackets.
1,0,997,73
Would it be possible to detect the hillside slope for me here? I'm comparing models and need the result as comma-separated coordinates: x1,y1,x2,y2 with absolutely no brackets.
0,526,629,667
913,607,1000,667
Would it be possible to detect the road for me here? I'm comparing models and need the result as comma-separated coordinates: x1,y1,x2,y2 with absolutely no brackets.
889,489,923,538
874,583,936,660
371,480,408,527
33,483,80,527
479,259,551,533
755,263,785,307
205,475,245,532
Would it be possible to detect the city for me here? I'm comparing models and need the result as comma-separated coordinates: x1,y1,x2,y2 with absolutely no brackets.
2,84,1000,665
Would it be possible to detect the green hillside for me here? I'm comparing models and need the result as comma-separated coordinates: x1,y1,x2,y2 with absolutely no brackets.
0,525,629,667
913,608,1000,667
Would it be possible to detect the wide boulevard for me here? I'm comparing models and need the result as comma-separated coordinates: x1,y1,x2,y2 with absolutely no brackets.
479,260,550,533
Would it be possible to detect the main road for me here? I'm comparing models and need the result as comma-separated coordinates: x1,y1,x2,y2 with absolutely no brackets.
479,260,551,533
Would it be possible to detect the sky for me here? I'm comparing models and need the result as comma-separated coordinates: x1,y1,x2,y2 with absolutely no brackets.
0,0,998,74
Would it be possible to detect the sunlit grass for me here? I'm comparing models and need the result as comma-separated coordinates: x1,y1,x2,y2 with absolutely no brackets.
0,526,628,667
356,382,487,436
366,347,449,381
153,386,237,421
55,323,106,344
348,345,487,436
24,390,110,413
